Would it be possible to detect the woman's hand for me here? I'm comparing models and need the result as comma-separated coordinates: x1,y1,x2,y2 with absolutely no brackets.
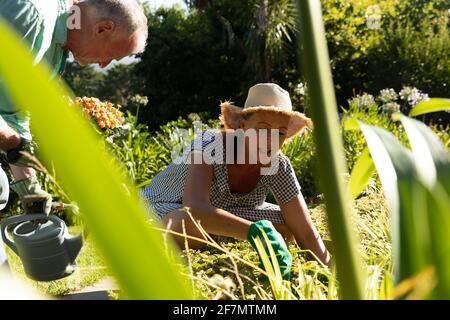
279,193,331,268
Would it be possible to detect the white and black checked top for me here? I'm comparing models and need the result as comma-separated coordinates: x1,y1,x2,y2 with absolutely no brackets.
141,130,302,224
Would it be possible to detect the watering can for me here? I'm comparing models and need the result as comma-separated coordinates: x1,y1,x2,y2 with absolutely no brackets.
0,165,9,269
1,214,83,281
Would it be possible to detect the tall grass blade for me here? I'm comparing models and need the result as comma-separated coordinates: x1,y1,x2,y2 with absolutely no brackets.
295,0,364,299
251,231,296,300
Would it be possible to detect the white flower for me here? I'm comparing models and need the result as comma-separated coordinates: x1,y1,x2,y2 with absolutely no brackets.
118,123,131,131
105,135,114,143
378,88,398,104
381,102,401,113
399,86,430,107
130,94,149,107
349,93,375,109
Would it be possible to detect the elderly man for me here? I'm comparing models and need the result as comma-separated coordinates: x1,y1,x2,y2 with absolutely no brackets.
0,0,148,214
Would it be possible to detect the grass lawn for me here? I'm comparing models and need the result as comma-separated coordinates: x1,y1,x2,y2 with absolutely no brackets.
6,227,111,298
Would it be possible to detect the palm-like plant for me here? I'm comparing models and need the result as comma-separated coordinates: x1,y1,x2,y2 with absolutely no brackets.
186,0,298,81
244,0,298,81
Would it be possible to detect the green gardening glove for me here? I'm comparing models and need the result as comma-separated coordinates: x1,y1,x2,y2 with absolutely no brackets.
247,220,292,280
10,176,52,215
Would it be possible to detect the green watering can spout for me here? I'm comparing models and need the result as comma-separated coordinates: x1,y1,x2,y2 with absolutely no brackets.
65,233,83,264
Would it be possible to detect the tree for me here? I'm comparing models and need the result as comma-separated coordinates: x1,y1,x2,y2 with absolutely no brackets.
186,0,298,82
63,62,105,98
63,62,145,107
135,6,252,129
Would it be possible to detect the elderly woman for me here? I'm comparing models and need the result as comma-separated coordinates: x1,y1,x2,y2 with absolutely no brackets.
142,84,331,276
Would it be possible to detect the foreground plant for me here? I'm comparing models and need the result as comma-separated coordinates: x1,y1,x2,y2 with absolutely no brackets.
346,100,450,298
296,0,365,299
0,20,192,299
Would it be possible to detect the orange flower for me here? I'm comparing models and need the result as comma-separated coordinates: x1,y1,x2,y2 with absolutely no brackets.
73,96,124,129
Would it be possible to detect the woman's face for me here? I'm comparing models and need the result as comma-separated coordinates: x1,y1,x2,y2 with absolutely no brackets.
239,111,290,162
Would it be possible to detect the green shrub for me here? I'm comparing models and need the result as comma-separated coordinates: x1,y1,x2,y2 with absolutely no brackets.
367,14,450,103
282,87,449,199
322,0,450,110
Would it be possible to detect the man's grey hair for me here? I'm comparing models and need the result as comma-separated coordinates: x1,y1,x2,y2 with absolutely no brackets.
86,0,148,54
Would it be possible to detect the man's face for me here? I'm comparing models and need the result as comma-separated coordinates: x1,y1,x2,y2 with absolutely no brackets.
70,21,138,68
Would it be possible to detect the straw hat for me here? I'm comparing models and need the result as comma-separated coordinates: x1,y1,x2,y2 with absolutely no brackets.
219,83,313,139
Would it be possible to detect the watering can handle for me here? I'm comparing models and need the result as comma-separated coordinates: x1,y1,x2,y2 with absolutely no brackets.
0,214,49,255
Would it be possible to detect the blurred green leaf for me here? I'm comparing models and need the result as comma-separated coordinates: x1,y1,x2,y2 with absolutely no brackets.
348,112,450,299
395,113,450,193
425,185,450,298
396,114,450,298
296,0,365,299
409,98,450,117
347,120,430,286
348,147,376,200
0,19,192,299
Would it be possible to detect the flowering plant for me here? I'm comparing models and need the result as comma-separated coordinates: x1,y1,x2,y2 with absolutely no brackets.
399,86,430,107
74,97,124,130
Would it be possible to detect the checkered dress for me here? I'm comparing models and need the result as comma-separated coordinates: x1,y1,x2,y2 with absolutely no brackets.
141,130,302,224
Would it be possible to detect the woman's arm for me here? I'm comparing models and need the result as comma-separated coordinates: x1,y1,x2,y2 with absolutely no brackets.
279,193,331,267
182,152,252,240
